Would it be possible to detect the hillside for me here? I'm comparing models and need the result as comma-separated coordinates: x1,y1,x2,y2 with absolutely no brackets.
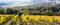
0,3,60,16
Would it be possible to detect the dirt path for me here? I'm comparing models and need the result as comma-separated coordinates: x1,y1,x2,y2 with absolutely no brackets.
5,19,13,25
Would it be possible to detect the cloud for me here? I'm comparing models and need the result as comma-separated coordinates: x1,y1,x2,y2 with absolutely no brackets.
0,0,32,3
1,0,60,7
0,0,33,6
2,4,33,7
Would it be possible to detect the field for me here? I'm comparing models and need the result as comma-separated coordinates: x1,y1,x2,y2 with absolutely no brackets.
0,14,60,25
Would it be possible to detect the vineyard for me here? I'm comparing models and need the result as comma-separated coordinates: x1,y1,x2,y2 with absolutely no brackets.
0,14,18,25
21,15,60,25
0,3,60,25
0,14,60,25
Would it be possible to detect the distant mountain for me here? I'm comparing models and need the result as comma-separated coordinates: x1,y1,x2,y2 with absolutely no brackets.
13,2,60,9
1,1,60,8
0,3,8,6
13,2,52,8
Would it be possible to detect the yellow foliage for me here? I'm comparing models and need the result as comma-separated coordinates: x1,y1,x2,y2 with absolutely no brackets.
12,15,18,22
27,15,40,21
55,16,60,21
0,17,5,23
21,15,60,22
0,14,60,23
0,14,17,23
21,15,28,21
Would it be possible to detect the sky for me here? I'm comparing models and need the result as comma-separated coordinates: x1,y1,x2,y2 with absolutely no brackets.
0,0,60,7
